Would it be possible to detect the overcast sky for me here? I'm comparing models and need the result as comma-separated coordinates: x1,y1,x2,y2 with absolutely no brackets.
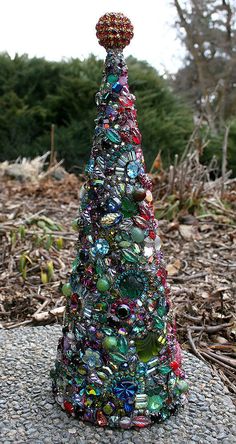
0,0,185,74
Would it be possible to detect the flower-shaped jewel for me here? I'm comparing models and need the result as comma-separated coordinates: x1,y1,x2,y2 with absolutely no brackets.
82,348,102,369
113,380,137,401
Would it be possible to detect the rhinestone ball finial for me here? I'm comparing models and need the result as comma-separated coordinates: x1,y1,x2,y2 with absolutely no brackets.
96,12,134,50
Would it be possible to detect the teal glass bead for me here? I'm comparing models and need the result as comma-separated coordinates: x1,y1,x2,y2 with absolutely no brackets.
117,336,128,354
159,364,171,375
119,273,144,299
107,128,121,144
131,227,145,243
147,395,163,412
107,73,118,84
154,317,165,329
95,258,106,275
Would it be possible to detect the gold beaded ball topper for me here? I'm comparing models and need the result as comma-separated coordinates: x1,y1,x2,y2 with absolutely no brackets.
96,12,134,50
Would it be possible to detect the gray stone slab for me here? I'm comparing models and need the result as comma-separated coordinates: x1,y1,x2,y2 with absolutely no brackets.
0,325,235,444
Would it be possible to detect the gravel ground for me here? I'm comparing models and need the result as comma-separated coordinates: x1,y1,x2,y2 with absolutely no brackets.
0,326,235,444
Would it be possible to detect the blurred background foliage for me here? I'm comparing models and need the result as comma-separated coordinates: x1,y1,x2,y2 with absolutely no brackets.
0,0,235,175
0,53,193,172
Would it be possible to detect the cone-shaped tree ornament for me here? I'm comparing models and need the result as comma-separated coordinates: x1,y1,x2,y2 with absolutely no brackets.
50,12,189,429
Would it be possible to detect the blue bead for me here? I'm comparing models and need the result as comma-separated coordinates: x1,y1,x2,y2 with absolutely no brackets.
112,82,123,93
85,159,95,174
72,393,82,405
126,161,140,179
124,401,134,413
94,239,109,255
106,197,121,212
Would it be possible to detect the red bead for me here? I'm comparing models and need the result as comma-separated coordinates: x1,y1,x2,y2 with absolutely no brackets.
71,293,78,303
132,128,142,144
132,135,141,144
119,96,133,107
149,230,156,239
132,415,152,428
170,361,179,371
97,410,108,426
63,401,74,414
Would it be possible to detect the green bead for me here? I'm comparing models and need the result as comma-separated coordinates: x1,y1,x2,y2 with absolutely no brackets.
107,74,118,84
135,332,161,363
96,258,106,275
122,249,139,263
131,227,145,243
121,197,138,218
95,302,108,312
109,352,126,363
62,283,72,297
102,327,113,335
72,257,79,271
97,277,110,292
148,395,163,412
154,317,165,329
103,336,118,351
176,380,189,393
119,273,144,299
157,306,166,317
103,403,114,415
119,241,132,248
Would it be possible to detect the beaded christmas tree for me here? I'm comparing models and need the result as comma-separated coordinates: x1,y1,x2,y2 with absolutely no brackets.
50,12,189,429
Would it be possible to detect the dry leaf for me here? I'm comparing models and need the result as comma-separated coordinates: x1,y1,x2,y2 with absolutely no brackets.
166,259,181,276
179,224,201,241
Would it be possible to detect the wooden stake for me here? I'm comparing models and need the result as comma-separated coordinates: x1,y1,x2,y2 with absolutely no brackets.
50,124,56,167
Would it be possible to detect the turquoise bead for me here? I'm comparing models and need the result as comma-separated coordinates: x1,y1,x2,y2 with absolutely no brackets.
131,227,145,243
107,74,118,84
